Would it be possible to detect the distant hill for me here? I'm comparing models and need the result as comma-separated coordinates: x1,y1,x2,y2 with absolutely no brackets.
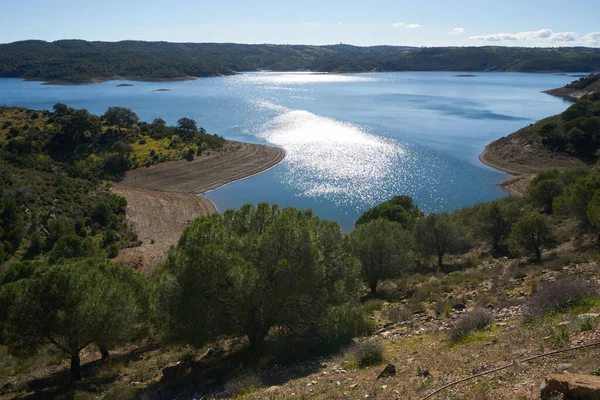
544,73,600,100
1,40,600,83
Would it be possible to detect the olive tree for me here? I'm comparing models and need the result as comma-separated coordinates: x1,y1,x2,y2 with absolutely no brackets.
0,259,142,381
350,219,414,295
102,106,139,134
154,203,361,350
508,214,556,262
413,213,468,268
474,199,520,253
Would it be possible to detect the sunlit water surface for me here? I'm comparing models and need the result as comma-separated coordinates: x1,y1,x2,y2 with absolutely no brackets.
0,72,576,230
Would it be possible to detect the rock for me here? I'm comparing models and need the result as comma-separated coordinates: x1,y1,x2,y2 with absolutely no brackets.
376,364,396,380
162,361,191,380
541,373,600,400
452,303,466,311
349,383,359,389
579,313,600,319
555,363,572,372
201,347,215,359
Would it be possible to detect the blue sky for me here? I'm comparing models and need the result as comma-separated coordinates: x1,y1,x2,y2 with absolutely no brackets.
1,0,599,47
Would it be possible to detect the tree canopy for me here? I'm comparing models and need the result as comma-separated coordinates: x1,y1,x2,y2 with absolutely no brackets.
154,203,361,349
0,259,143,381
355,195,423,229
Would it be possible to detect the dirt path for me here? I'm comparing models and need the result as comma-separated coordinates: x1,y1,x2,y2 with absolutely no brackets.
119,141,285,194
113,141,285,269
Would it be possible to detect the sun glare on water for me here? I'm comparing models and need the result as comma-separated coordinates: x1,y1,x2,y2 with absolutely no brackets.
255,101,417,210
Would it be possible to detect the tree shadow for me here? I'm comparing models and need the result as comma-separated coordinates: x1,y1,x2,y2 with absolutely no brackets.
12,343,158,400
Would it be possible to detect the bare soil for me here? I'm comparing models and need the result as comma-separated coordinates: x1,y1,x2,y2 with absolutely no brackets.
111,186,216,270
112,141,284,269
479,134,585,196
119,141,285,195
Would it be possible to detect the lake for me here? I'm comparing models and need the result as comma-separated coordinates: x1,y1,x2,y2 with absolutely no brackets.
0,72,576,230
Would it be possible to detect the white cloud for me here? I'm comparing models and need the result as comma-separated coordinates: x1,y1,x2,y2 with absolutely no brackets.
549,32,580,42
307,22,317,26
583,32,600,45
405,24,421,29
392,23,405,28
449,27,465,35
470,29,552,42
337,22,343,26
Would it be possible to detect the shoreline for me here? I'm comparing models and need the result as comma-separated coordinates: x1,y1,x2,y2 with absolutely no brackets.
113,141,285,269
478,146,534,197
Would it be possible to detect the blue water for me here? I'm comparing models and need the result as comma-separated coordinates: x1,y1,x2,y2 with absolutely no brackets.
0,72,576,230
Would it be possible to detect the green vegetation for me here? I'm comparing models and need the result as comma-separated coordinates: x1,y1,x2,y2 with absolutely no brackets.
538,93,600,161
354,195,422,229
0,105,224,263
413,213,468,268
153,203,363,350
508,213,556,262
1,41,600,82
350,219,414,294
0,259,144,381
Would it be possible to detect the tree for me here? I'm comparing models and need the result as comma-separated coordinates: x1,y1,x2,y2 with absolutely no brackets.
154,203,361,350
554,171,600,229
152,118,166,127
177,117,198,133
474,200,520,253
508,214,556,262
0,259,141,381
48,235,96,263
355,195,423,229
586,190,600,242
102,107,139,134
349,219,414,295
413,213,468,268
529,178,564,214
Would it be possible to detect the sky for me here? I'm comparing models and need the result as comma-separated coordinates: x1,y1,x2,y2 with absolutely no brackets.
0,0,599,47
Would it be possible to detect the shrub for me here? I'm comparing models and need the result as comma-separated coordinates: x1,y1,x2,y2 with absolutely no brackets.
524,279,598,322
383,304,415,323
48,235,96,263
450,308,494,342
363,299,385,313
102,383,139,400
350,340,384,367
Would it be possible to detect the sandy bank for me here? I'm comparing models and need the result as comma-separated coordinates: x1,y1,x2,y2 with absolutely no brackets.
479,134,585,196
113,141,285,269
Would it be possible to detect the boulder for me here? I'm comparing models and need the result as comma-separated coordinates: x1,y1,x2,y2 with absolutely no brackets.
376,364,396,380
541,373,600,399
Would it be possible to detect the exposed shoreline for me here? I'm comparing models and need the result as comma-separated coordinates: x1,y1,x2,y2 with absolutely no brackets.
112,141,285,269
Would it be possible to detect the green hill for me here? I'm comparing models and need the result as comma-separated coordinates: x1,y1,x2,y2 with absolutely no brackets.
1,40,600,83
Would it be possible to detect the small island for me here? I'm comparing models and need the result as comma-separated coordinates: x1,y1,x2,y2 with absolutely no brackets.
152,88,171,92
454,74,477,77
116,83,134,87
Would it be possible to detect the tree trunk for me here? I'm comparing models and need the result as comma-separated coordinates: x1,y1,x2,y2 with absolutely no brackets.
535,248,542,263
438,253,444,269
247,330,267,351
369,280,378,295
70,352,82,382
97,343,110,361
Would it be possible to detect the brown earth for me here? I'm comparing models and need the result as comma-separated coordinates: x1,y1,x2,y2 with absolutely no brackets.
479,133,585,196
119,141,285,194
543,78,600,101
113,141,285,269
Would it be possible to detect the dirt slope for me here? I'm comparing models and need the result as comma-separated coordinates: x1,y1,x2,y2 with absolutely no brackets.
119,141,285,194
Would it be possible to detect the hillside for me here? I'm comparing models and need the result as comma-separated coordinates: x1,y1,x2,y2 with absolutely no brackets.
544,73,600,100
1,41,600,83
480,92,600,190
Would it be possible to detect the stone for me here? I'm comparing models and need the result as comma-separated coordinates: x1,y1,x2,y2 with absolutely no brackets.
541,373,600,400
162,361,191,380
349,383,359,389
376,364,396,380
579,313,600,319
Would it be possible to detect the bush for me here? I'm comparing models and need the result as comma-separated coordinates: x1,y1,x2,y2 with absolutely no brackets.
383,304,415,323
350,340,384,367
524,279,598,322
101,383,138,400
450,308,494,342
508,213,556,262
48,235,96,263
316,304,374,350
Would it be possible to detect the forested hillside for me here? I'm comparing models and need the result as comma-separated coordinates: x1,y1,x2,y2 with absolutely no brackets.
1,40,600,83
0,105,224,263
